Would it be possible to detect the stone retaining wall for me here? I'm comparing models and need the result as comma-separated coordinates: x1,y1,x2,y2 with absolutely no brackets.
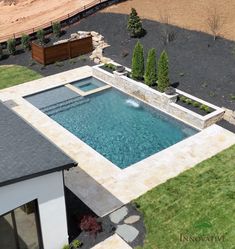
92,64,225,129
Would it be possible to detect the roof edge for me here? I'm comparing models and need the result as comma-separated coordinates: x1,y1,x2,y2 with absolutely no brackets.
0,162,77,188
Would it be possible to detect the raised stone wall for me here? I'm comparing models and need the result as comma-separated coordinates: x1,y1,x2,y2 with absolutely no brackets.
92,65,225,129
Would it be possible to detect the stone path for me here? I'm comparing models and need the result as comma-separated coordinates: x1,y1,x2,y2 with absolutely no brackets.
108,205,144,247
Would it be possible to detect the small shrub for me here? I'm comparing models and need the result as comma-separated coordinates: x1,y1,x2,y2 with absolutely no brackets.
157,50,170,92
104,63,116,71
144,48,157,86
37,29,45,45
80,215,102,236
127,8,145,38
131,41,144,80
185,98,193,105
179,95,187,102
71,239,82,249
7,38,16,55
200,104,211,113
52,22,61,38
21,34,31,50
192,101,200,107
204,106,212,113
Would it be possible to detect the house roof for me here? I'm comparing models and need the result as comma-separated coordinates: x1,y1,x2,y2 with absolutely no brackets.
0,102,77,187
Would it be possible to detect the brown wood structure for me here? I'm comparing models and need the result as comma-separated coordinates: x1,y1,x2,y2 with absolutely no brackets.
31,36,93,65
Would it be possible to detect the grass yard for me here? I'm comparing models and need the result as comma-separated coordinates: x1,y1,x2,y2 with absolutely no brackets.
135,145,235,249
0,65,42,89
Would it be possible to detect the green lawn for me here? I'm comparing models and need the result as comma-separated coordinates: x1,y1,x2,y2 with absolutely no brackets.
0,65,42,89
135,145,235,249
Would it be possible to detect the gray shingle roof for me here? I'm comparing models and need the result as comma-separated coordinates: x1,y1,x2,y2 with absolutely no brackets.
0,102,77,187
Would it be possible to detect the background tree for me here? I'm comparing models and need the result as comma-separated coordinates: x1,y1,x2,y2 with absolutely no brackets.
37,29,45,45
144,48,157,86
157,50,170,92
52,22,61,38
131,41,144,80
127,8,144,38
206,6,224,41
7,38,16,55
21,34,31,50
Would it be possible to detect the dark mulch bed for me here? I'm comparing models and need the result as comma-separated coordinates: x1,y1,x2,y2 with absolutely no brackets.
73,12,235,110
217,119,235,133
1,12,234,110
65,188,145,249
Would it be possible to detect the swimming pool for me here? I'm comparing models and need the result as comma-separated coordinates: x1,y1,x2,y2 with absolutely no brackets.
25,82,198,169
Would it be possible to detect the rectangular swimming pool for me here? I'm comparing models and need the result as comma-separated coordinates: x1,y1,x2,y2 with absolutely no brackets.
25,81,198,169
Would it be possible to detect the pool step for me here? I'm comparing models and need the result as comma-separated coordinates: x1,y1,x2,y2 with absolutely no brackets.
40,96,90,116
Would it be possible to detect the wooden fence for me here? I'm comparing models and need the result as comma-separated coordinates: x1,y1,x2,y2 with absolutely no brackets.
31,36,93,65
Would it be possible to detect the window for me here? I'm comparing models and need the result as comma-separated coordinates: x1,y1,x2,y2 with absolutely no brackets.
0,200,43,249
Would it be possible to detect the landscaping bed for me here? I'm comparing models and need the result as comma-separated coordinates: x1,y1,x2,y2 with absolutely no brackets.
65,188,145,249
176,95,214,116
99,63,117,74
74,12,235,110
1,12,235,109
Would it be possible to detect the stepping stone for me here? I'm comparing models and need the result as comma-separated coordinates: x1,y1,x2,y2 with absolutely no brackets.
116,224,139,243
109,206,128,224
124,215,140,224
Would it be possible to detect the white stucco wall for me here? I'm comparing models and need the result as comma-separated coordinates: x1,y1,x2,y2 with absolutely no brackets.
0,171,69,249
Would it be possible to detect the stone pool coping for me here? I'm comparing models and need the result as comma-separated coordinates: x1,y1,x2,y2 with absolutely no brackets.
0,66,234,218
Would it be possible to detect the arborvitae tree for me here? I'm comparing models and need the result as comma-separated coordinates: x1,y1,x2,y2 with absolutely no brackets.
127,8,144,38
37,29,45,45
157,50,170,92
52,22,61,38
7,38,16,55
144,48,157,86
131,41,144,80
21,34,31,50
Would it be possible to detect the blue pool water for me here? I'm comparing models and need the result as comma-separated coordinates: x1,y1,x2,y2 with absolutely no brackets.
72,77,105,92
26,86,197,169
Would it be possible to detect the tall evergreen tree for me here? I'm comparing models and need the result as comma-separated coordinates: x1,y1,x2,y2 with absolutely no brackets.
127,8,144,38
131,41,144,80
157,50,170,92
144,48,157,86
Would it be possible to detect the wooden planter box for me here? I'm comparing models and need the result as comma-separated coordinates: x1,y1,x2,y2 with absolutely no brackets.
31,36,93,65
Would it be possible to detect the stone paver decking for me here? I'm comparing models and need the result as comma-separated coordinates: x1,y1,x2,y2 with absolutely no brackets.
0,66,234,219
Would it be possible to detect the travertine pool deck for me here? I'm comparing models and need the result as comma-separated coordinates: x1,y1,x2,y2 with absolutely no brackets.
1,66,235,218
